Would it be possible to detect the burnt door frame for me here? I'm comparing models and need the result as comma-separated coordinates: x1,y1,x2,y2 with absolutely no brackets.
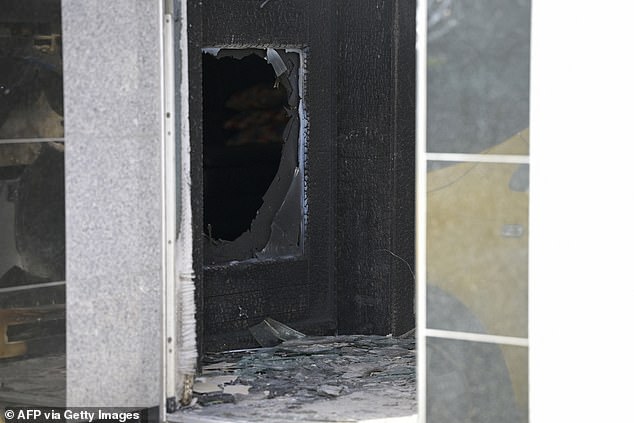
188,0,337,354
334,1,416,337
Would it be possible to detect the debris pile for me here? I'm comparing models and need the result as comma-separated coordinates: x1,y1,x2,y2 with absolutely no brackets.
184,334,416,422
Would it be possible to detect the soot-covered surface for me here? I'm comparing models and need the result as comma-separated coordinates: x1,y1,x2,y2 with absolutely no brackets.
173,335,416,422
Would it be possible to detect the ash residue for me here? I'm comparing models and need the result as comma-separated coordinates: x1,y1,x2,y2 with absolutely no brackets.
186,335,416,422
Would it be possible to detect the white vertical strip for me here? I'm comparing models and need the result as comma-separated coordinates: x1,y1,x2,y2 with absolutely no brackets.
285,48,308,252
159,1,167,418
415,1,427,422
162,10,178,419
176,0,198,407
531,2,634,422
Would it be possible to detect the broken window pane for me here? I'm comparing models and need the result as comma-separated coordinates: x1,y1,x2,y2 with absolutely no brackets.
0,3,64,140
427,157,528,338
202,48,304,264
0,0,65,407
0,142,65,285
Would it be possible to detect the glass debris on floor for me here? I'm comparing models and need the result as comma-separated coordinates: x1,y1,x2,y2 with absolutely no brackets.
248,316,306,347
172,334,416,422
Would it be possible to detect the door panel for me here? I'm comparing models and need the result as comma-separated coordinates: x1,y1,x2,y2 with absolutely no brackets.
188,0,337,353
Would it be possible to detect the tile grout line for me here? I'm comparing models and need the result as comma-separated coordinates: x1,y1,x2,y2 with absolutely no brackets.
425,328,529,347
426,152,530,164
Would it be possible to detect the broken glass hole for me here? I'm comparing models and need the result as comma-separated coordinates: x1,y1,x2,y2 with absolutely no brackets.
203,52,289,242
202,49,303,263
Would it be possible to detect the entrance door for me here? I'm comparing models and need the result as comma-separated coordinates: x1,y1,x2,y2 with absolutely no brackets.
187,0,416,355
188,0,338,352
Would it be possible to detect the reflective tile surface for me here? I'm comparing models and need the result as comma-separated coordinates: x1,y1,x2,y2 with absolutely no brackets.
427,337,528,423
0,1,65,389
0,3,64,140
427,0,530,154
427,155,528,338
0,142,65,285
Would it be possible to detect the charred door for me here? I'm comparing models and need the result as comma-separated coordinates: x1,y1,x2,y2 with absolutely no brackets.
188,0,337,352
188,0,415,355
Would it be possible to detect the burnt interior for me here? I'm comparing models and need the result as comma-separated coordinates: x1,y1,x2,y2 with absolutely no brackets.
202,49,306,270
195,43,414,350
0,0,65,362
203,52,289,244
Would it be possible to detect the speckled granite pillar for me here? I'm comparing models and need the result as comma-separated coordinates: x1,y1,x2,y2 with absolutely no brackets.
62,0,163,407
